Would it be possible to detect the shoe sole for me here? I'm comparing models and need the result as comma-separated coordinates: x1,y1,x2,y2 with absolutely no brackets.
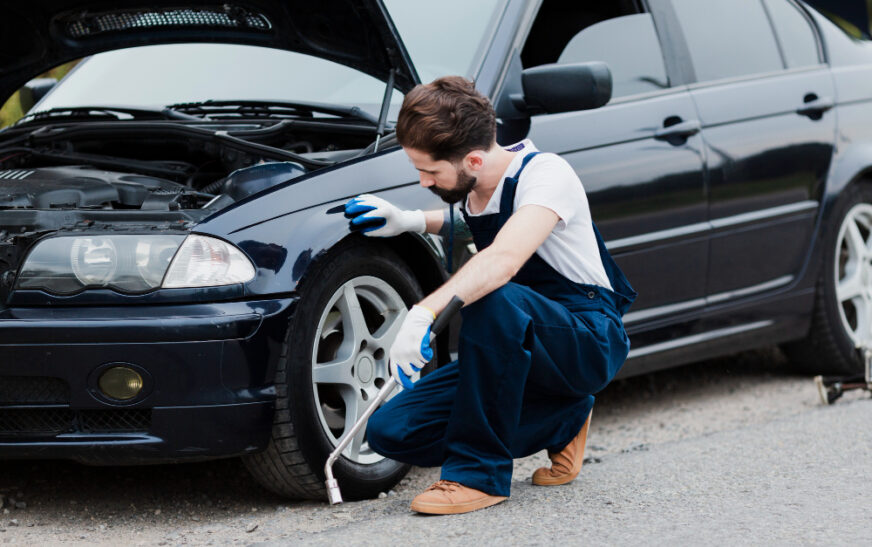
410,495,507,515
532,410,592,486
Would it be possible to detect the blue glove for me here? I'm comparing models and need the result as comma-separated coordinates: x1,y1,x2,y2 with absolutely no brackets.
389,305,435,389
345,194,426,237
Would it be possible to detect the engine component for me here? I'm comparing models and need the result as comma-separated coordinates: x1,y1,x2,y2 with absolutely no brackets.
216,161,307,202
0,166,187,210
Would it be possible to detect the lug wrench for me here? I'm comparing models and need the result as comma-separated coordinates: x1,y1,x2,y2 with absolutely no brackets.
324,295,464,504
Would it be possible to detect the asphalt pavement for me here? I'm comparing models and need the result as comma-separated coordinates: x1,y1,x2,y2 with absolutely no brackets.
258,398,872,546
0,349,869,545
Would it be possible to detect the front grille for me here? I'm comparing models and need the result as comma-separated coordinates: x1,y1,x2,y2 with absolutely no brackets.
0,377,70,404
62,6,272,38
0,408,151,437
79,409,151,433
0,409,75,436
0,375,151,437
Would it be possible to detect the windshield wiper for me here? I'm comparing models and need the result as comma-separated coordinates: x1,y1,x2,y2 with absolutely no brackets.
166,100,379,126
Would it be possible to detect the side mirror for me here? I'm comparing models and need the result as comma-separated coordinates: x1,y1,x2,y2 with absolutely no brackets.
511,62,612,115
18,78,58,113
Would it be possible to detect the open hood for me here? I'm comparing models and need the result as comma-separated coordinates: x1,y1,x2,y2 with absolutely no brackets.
0,0,419,104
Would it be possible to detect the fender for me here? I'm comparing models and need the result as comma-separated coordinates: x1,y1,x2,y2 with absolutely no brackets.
194,147,453,297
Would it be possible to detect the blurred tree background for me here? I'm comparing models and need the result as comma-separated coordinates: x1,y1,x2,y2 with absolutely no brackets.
0,60,80,128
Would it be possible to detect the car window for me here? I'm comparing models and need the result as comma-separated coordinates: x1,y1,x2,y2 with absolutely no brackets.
520,1,666,102
671,0,784,82
763,0,821,68
557,14,669,99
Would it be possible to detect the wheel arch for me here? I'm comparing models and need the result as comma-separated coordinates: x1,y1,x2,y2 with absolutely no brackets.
293,230,449,297
820,143,872,224
298,230,454,364
800,145,872,286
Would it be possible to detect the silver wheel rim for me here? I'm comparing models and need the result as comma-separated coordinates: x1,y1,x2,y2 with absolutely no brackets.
834,203,872,348
311,275,411,464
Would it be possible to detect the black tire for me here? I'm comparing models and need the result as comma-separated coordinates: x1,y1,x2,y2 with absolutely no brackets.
783,184,872,375
243,240,423,500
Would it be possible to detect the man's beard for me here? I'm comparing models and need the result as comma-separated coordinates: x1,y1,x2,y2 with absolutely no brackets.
428,168,476,204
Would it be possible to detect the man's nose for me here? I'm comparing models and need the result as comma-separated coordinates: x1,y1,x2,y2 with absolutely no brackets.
419,176,434,188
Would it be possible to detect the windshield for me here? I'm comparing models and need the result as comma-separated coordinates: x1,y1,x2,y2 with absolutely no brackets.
35,0,507,118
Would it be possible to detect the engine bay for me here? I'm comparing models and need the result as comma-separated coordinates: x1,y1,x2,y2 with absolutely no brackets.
0,117,377,213
0,113,383,303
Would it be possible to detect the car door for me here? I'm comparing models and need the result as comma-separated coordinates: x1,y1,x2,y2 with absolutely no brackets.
670,0,836,300
516,4,708,332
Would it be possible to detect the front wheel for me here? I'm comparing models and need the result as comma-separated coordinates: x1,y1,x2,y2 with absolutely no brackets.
243,241,424,499
784,185,872,375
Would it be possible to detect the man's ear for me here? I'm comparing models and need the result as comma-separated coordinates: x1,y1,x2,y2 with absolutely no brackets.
464,150,485,172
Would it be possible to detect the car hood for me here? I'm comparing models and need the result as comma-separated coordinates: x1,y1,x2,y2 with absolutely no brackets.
0,0,419,104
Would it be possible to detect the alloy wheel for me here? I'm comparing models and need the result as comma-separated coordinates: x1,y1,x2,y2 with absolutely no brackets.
834,203,872,348
311,276,410,464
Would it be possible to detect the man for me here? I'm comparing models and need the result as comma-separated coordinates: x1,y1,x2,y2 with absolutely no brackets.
344,76,635,515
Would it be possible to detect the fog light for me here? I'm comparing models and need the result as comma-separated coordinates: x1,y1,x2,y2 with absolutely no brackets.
98,367,143,400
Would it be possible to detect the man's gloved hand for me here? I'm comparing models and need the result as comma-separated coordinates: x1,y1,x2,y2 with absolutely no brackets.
389,305,436,389
344,194,426,237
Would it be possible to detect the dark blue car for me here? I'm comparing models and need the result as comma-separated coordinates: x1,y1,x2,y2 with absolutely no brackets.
0,0,870,499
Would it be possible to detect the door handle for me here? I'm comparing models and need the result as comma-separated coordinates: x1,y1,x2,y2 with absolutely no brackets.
797,95,834,118
654,119,701,140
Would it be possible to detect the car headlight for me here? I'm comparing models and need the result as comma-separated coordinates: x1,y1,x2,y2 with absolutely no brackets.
163,234,255,288
17,234,255,295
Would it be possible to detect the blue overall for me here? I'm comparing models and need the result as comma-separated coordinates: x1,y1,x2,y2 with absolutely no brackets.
368,152,636,496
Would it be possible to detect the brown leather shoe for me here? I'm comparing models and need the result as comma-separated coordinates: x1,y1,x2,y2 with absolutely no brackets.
410,480,507,515
532,410,593,486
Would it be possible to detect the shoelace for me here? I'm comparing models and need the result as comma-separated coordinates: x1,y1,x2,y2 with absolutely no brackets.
426,480,460,492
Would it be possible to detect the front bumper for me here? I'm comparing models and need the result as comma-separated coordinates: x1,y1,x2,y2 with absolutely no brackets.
0,297,297,463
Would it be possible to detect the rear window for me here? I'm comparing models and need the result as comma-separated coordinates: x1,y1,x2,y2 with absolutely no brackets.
763,0,821,68
671,0,783,82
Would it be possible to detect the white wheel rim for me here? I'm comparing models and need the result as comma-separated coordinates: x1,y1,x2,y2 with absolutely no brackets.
311,276,408,464
834,203,872,348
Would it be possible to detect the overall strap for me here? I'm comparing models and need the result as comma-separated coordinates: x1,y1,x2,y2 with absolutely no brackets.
499,152,541,216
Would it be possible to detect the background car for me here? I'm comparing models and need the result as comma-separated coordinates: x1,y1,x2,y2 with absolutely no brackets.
0,0,870,500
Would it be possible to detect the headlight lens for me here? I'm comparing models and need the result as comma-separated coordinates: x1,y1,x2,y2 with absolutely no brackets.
163,234,256,288
70,238,118,286
17,234,255,294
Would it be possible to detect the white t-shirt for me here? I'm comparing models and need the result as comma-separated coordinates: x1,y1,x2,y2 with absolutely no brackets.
464,140,612,290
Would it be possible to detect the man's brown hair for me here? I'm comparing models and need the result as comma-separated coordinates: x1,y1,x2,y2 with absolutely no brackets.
396,76,496,163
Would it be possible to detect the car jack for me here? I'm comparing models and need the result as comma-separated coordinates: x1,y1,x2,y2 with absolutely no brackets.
814,345,872,405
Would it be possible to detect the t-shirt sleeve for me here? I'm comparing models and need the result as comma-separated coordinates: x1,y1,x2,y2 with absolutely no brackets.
515,154,586,230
